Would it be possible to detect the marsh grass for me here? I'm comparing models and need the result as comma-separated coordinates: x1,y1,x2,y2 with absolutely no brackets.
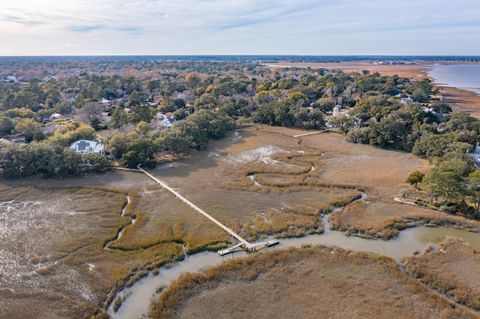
330,200,480,239
404,238,480,311
149,246,475,319
220,147,364,240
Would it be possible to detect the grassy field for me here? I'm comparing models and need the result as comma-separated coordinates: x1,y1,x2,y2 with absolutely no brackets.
3,125,480,318
270,128,480,238
330,200,480,239
0,184,182,319
150,245,477,319
404,238,480,310
0,127,364,318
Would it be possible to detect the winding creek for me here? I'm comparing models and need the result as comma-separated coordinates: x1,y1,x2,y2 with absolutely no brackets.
104,195,133,250
108,188,480,319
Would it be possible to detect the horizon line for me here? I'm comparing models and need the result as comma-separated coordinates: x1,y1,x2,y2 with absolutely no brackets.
1,54,480,58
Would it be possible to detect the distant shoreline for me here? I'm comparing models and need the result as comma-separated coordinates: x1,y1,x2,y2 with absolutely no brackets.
0,55,479,63
267,60,480,118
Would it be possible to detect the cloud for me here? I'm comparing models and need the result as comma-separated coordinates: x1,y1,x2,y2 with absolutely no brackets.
0,0,479,55
115,26,145,34
1,14,45,26
70,25,106,33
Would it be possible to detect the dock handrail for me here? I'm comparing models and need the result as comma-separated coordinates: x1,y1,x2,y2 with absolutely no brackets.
137,166,253,249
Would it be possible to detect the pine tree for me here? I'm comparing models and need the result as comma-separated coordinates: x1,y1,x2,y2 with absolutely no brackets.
110,107,127,129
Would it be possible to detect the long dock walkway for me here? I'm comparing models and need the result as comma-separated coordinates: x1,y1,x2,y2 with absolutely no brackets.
293,129,329,138
137,167,254,250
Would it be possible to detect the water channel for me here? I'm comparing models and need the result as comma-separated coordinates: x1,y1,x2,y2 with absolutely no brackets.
109,199,480,319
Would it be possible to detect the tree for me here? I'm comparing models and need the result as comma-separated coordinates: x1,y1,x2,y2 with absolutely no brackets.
106,133,133,159
53,148,83,178
346,127,370,144
155,130,190,152
1,93,15,110
407,171,425,189
136,121,151,136
408,79,432,103
254,91,277,105
147,80,161,92
329,115,356,134
122,139,157,169
84,153,111,173
421,169,443,204
78,102,103,126
173,98,186,108
48,121,96,146
15,118,42,142
129,105,153,123
468,170,480,210
315,97,335,112
110,107,128,129
412,133,473,160
128,91,148,107
432,103,452,114
253,103,276,125
421,160,467,204
0,117,14,137
1,142,109,179
13,91,39,111
412,88,429,103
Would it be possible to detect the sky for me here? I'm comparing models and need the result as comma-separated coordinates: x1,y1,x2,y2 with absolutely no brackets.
1,0,480,56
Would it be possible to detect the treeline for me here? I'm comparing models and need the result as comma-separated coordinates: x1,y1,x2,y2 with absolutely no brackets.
333,79,480,220
406,159,480,220
2,143,110,179
0,119,108,178
344,82,479,161
106,109,234,168
253,92,324,129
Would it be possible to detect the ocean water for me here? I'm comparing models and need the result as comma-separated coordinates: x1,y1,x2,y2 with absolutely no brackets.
429,64,480,94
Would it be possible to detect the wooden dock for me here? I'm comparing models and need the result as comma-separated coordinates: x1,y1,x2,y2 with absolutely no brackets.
117,166,281,254
137,166,256,251
293,130,329,138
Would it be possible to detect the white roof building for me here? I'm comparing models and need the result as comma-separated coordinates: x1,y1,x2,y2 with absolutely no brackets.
156,112,175,128
70,140,104,155
332,105,341,117
5,75,18,83
49,113,63,121
468,145,480,164
400,97,414,105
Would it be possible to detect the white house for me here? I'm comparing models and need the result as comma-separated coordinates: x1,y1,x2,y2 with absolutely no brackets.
468,145,480,165
100,98,111,106
156,112,175,128
332,105,341,117
400,97,414,105
70,140,104,155
5,75,18,84
49,113,63,121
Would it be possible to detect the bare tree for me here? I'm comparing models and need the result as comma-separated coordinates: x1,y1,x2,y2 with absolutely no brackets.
78,102,103,124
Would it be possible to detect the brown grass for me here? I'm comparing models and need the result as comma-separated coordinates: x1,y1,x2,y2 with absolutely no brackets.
266,61,430,78
3,125,477,319
330,200,480,239
0,184,185,319
149,245,477,319
404,238,480,310
439,86,480,118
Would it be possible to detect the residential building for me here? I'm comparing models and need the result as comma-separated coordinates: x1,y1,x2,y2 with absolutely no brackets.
70,140,104,155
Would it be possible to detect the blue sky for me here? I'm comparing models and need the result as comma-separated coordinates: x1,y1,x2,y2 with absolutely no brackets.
0,0,479,55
